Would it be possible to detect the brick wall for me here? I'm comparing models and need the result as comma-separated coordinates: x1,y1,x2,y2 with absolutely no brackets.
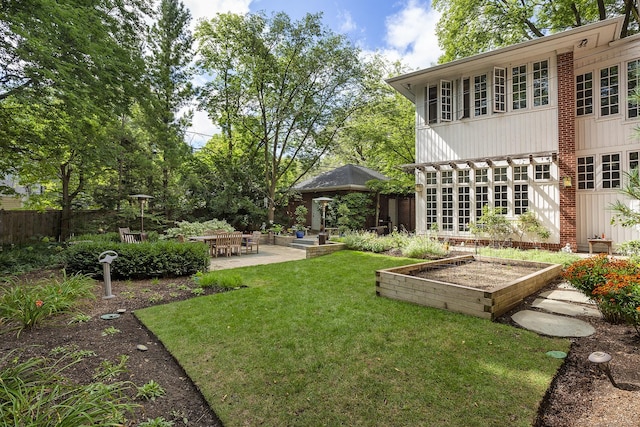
557,51,577,251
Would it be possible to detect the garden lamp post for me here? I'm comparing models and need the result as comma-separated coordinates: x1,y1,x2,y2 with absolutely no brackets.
130,194,153,233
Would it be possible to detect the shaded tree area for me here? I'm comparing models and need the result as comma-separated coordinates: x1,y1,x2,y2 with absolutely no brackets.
434,0,639,61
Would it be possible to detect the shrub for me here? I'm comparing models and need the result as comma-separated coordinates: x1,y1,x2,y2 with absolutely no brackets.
563,255,640,325
0,242,65,276
163,219,234,240
617,240,640,261
63,241,210,279
401,235,448,258
341,231,394,253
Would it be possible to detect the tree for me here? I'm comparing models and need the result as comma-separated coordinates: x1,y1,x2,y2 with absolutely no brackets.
433,0,639,61
143,0,195,219
196,12,367,222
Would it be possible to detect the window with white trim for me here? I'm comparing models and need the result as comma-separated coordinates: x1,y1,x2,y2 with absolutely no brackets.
426,85,438,124
494,184,508,213
628,60,639,119
513,165,528,181
426,187,437,229
576,72,593,116
441,80,452,121
577,156,595,189
459,78,470,119
458,186,470,231
512,65,527,110
441,170,453,184
494,167,507,182
514,184,528,215
441,187,454,231
475,168,488,183
493,67,506,112
600,65,619,116
474,74,488,116
630,151,639,170
533,60,549,106
602,153,621,189
534,164,550,180
425,172,437,185
475,185,488,219
458,169,470,184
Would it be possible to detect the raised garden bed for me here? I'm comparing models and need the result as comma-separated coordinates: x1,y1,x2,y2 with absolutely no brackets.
375,255,562,319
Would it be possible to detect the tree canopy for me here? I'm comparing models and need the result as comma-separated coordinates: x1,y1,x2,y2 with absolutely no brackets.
434,0,640,61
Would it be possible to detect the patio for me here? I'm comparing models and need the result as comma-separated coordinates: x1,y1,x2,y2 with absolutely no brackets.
208,244,307,270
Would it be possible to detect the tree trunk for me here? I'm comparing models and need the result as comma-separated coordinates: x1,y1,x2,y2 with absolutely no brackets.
59,164,72,242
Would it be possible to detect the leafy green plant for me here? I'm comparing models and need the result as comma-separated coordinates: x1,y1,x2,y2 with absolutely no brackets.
136,379,166,401
618,239,640,261
468,205,513,247
138,417,175,427
148,293,164,303
0,241,65,275
191,287,205,296
293,205,308,231
93,355,129,381
163,219,234,240
401,235,448,258
68,312,92,324
0,349,135,425
101,326,121,336
515,211,551,244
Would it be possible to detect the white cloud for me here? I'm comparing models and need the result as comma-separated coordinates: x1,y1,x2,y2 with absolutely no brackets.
182,0,251,26
184,110,220,149
383,0,442,70
337,10,357,33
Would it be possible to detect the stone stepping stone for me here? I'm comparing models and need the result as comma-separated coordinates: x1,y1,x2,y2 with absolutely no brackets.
538,289,594,305
531,298,601,318
512,310,596,337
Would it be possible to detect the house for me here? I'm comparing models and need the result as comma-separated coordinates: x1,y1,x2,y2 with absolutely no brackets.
387,17,640,251
0,174,44,209
291,164,415,232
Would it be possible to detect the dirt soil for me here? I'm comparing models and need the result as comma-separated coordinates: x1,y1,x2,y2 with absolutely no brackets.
3,270,640,426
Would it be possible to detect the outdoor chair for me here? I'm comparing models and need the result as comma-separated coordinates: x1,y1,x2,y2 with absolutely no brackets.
243,231,261,254
212,233,232,257
229,232,243,256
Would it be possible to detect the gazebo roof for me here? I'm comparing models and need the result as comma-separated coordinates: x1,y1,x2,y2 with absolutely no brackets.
294,164,389,193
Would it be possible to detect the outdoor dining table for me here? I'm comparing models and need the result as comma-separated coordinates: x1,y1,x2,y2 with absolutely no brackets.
189,233,252,257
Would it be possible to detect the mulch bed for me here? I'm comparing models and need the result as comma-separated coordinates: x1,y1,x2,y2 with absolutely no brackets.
3,271,640,426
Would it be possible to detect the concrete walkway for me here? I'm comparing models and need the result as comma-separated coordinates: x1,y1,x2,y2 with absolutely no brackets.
511,282,599,337
208,244,306,271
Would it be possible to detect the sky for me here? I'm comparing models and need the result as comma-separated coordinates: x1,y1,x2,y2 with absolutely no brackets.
181,0,442,147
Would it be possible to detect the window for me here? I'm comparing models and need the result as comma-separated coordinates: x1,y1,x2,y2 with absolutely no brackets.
535,164,551,180
475,168,488,183
458,169,470,184
459,78,471,119
630,151,639,170
577,156,595,189
576,72,593,116
425,172,437,185
494,167,507,182
533,60,549,106
494,185,508,213
494,67,506,112
512,65,527,110
458,186,470,231
474,74,488,116
628,60,640,118
602,153,621,189
514,184,528,215
441,80,452,121
600,65,619,116
513,165,528,181
426,85,438,124
426,188,437,228
475,186,488,219
441,170,453,184
442,187,454,231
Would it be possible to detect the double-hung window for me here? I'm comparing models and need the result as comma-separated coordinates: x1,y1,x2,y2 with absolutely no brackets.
533,60,549,106
600,65,619,116
576,72,593,116
630,151,639,171
535,164,551,181
628,60,639,119
602,153,621,189
512,65,527,110
493,67,506,112
577,156,595,189
474,74,488,116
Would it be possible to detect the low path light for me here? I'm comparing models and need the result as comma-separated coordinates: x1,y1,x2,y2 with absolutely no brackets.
588,351,617,388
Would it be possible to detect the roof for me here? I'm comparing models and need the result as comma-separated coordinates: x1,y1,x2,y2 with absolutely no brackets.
294,164,389,193
386,17,625,102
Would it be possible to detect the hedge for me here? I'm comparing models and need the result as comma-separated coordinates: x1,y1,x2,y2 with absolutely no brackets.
64,241,210,279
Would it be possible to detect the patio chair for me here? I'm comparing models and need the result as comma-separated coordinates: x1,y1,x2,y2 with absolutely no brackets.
118,227,131,242
228,232,243,256
243,231,261,254
213,233,232,257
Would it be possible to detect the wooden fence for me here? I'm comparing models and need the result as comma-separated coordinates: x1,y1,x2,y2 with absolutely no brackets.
0,210,110,245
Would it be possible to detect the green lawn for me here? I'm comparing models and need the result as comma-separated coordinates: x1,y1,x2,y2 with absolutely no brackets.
137,251,569,427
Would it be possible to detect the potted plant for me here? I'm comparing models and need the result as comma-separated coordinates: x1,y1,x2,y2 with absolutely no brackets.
293,205,308,238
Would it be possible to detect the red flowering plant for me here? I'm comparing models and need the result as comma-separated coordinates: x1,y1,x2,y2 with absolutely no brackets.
563,255,640,327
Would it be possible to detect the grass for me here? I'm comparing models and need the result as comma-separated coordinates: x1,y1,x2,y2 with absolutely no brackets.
137,251,569,427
